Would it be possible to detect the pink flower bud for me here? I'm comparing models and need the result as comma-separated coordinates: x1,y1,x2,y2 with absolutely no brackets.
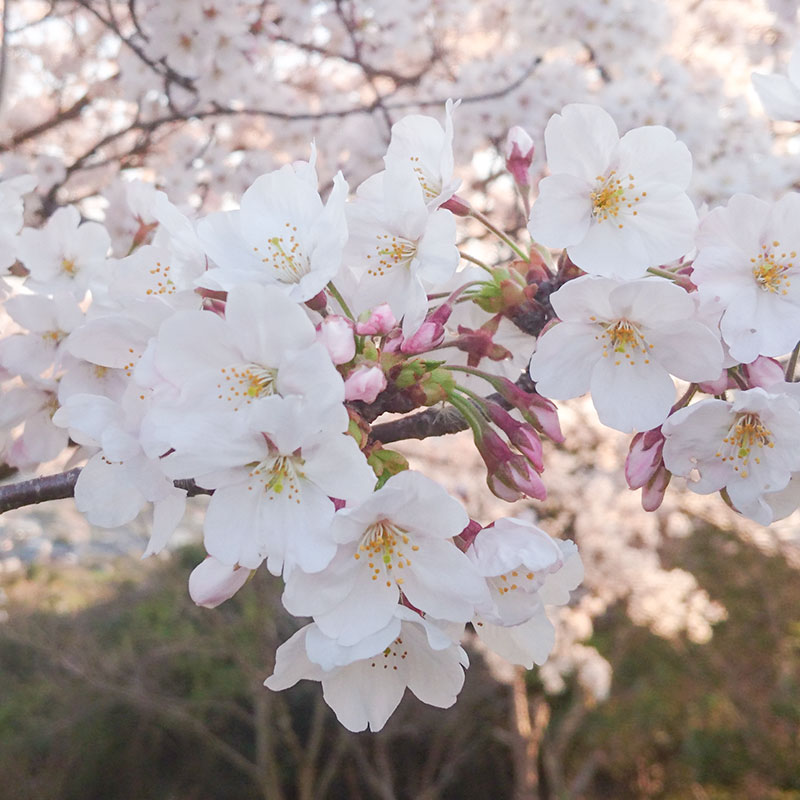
440,194,470,216
505,125,534,186
508,456,547,500
485,403,544,472
344,364,387,402
743,356,785,389
487,473,523,502
496,378,564,442
641,465,671,512
477,429,547,501
400,302,454,354
382,330,404,353
625,428,665,490
189,556,251,608
697,369,735,394
400,320,445,354
316,315,356,365
356,303,397,335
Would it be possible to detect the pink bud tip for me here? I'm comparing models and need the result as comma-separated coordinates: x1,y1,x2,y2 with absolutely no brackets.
189,556,251,608
344,364,387,403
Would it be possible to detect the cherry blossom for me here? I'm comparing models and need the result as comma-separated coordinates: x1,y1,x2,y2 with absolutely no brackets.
691,193,800,363
16,205,110,299
197,156,349,301
528,104,698,279
281,470,489,646
529,275,723,432
265,606,469,733
662,388,800,524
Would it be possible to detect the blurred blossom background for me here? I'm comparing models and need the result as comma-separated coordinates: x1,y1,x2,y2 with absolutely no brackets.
1,0,799,798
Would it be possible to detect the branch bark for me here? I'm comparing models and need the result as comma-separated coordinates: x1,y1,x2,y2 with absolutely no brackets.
0,468,211,514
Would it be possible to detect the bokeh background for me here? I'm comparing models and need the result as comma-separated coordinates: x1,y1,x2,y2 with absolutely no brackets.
1,1,799,797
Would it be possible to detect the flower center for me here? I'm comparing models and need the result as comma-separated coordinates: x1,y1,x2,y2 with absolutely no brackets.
61,257,77,276
255,223,310,284
366,234,418,277
216,364,278,411
715,412,774,479
248,453,305,501
409,156,439,200
751,242,796,295
368,636,408,670
594,318,653,367
354,519,419,588
494,569,539,595
145,260,177,297
590,170,644,229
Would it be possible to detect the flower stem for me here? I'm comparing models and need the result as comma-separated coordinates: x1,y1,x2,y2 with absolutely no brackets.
469,208,529,262
458,250,494,274
671,383,698,412
446,391,485,437
646,266,681,281
327,281,354,320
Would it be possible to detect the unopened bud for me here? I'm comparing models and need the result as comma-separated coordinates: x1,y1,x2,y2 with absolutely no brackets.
400,320,445,354
485,403,544,472
697,369,735,395
316,315,356,364
189,556,251,608
742,356,785,389
625,428,665,490
641,465,671,512
344,364,387,403
356,303,397,335
440,193,471,216
505,126,534,186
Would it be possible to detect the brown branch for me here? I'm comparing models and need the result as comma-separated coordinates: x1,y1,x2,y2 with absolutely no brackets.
0,93,91,151
0,468,211,514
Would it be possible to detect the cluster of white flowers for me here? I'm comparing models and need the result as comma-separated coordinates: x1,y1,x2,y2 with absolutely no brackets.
0,106,591,732
528,103,800,527
2,0,799,224
3,33,800,725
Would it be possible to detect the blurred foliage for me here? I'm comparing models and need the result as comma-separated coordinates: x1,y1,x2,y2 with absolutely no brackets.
0,526,798,800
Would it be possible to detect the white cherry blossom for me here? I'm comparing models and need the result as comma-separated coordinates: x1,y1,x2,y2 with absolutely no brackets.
160,396,375,576
529,275,723,433
265,606,468,733
346,167,459,335
529,104,697,279
383,99,461,209
16,205,110,298
662,388,800,524
197,155,348,301
282,470,489,645
691,193,800,363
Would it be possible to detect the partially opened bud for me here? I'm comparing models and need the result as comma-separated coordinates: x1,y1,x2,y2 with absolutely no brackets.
344,364,387,402
189,556,251,608
625,428,665,490
505,125,534,186
743,356,785,389
697,371,735,394
316,315,356,365
356,303,397,335
641,465,671,512
485,402,544,472
400,320,445,354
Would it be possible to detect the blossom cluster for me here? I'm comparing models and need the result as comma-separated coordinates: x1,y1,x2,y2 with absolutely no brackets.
3,78,800,729
3,0,799,222
0,106,585,731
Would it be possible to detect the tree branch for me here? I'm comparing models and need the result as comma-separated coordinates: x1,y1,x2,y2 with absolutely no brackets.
0,468,211,514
